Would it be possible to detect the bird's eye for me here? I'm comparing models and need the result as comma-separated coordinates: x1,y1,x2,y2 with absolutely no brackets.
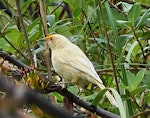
50,38,53,40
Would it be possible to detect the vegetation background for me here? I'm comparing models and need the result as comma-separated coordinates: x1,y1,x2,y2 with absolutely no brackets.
0,0,150,118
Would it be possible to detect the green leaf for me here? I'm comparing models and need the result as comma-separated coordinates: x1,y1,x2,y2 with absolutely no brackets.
128,3,141,26
116,20,131,29
125,41,138,63
135,9,150,28
120,84,132,92
68,85,79,96
21,0,34,14
92,89,108,106
28,31,39,42
46,15,55,26
27,18,40,33
131,85,147,95
110,88,126,118
83,93,97,101
51,92,64,101
0,38,15,53
33,46,45,54
118,35,133,51
143,70,150,88
132,69,146,89
126,70,135,89
5,26,20,46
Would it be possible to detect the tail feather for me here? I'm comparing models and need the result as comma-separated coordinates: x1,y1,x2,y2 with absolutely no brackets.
94,80,118,107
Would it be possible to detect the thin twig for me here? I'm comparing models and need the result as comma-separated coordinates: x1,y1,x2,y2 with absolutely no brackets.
1,16,14,33
132,27,146,64
98,0,120,94
15,0,34,65
81,9,118,58
131,110,150,118
50,2,64,15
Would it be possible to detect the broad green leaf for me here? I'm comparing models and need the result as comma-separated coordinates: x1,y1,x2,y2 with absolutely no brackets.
83,93,97,101
143,70,150,88
68,85,79,96
28,31,39,42
21,0,34,14
46,15,55,26
131,85,147,95
135,9,150,28
116,20,131,29
126,70,135,89
27,18,40,33
5,26,20,46
125,41,138,63
118,35,133,51
92,89,108,106
132,69,146,89
128,3,141,26
0,38,15,53
51,92,64,101
120,84,132,92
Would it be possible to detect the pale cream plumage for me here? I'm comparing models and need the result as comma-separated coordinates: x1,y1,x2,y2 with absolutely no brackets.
44,34,118,107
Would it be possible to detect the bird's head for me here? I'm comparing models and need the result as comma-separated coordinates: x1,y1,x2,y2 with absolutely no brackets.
44,34,70,49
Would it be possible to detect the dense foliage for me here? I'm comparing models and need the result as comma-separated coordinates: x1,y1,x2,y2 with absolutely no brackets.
0,0,150,118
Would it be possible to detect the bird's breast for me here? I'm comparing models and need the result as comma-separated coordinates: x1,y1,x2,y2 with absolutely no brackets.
51,51,88,86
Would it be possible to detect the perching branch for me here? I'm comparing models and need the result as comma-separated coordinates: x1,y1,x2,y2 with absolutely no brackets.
0,52,121,118
0,76,74,118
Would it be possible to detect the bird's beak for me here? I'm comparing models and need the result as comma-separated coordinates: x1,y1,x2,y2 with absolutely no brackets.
37,34,55,42
44,34,55,40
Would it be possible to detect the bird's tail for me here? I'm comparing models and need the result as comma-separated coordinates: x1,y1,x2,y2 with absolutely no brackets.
94,80,118,107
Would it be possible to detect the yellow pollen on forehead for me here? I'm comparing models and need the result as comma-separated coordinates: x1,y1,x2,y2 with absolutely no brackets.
44,34,56,40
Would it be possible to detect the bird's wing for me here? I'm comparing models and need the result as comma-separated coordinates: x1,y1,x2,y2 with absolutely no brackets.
57,44,103,84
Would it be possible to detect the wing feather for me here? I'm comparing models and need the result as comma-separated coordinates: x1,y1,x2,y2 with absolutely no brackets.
56,44,103,84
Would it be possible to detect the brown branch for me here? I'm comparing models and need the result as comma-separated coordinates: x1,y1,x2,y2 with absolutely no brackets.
50,2,64,15
14,0,34,65
131,110,150,118
98,0,120,94
0,52,120,118
40,0,52,80
81,9,118,58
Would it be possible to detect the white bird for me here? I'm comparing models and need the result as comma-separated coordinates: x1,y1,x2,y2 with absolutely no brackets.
44,34,118,107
